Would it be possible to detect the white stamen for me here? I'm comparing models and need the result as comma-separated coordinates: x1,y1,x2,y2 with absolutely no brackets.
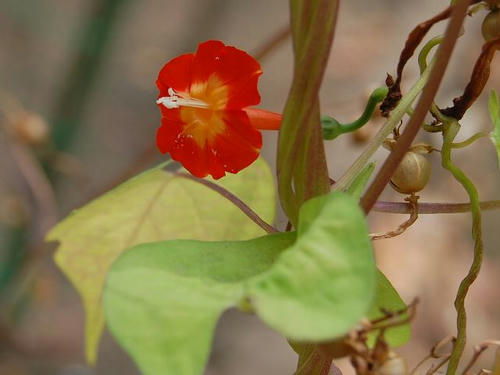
156,88,209,109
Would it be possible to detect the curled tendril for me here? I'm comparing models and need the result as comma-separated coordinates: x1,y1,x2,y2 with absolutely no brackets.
321,87,388,140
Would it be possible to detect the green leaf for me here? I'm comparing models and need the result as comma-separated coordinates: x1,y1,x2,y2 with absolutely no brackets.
46,159,275,364
248,192,376,340
367,271,410,347
277,0,340,226
104,233,295,375
489,89,500,167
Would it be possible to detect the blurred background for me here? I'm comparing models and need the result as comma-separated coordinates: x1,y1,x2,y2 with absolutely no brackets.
0,0,498,374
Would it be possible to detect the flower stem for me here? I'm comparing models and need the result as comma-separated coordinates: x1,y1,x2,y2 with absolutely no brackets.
441,119,484,375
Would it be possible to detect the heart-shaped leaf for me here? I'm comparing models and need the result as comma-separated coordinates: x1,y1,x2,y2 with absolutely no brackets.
104,233,295,375
248,192,376,340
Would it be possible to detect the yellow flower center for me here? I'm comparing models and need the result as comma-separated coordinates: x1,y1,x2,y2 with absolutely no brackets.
156,74,230,147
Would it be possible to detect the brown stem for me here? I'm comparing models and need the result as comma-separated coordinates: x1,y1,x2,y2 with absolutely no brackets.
175,172,280,234
361,0,472,215
373,199,500,214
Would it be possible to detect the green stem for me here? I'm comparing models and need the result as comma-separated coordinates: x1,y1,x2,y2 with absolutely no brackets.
450,131,488,148
441,119,484,375
321,87,389,140
418,35,444,74
418,35,447,118
332,58,435,192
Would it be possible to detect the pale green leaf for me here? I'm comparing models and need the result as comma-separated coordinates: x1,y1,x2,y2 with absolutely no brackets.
104,233,295,375
248,192,376,340
46,159,275,363
367,271,410,347
488,89,500,167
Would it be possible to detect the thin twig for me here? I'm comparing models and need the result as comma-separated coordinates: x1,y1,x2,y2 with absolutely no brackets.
373,200,500,214
427,355,453,375
253,25,291,61
361,0,473,214
175,172,279,234
365,299,419,333
371,194,419,240
461,340,500,375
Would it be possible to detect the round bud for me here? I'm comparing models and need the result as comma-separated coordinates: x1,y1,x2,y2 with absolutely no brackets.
482,10,500,45
13,112,50,145
390,151,431,194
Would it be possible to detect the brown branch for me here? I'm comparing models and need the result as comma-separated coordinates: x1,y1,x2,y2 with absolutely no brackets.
175,172,280,234
361,0,472,215
440,38,500,119
373,199,500,214
252,25,291,61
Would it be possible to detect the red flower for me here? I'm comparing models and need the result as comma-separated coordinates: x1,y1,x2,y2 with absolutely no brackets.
156,40,281,179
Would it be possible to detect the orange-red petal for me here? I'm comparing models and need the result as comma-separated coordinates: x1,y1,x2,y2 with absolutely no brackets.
156,108,262,179
190,40,262,110
156,53,194,98
244,107,282,130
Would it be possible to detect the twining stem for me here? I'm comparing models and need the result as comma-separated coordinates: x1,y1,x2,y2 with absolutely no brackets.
361,0,471,214
332,60,434,192
441,119,483,375
418,35,444,73
451,131,488,148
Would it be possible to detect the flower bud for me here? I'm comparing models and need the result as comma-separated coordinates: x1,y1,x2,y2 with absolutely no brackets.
390,151,431,194
482,10,500,46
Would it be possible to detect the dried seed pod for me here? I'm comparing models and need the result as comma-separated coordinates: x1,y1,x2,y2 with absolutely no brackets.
376,351,408,375
482,10,500,45
390,151,431,194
